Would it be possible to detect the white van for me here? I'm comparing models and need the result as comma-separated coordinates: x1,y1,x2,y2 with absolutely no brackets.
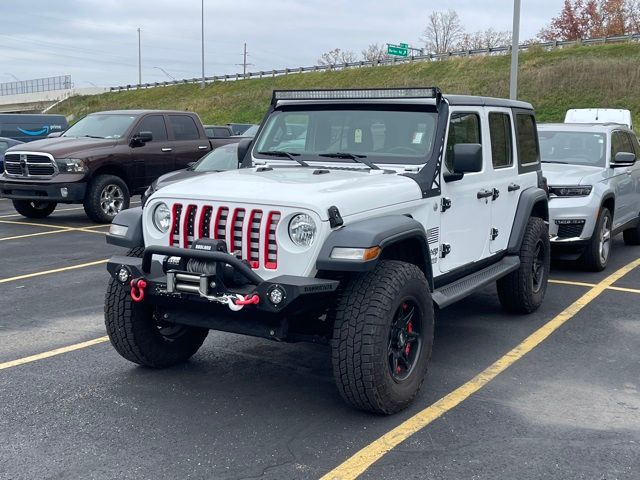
564,108,633,130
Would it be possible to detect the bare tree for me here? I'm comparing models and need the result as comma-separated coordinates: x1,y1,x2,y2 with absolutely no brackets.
361,43,391,62
317,48,358,66
422,10,464,54
458,28,512,51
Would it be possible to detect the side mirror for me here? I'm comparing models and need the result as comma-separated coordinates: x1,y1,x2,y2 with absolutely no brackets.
131,131,153,146
186,162,196,168
611,151,636,167
237,138,253,168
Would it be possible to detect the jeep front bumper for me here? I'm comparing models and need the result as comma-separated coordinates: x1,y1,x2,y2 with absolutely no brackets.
107,246,339,341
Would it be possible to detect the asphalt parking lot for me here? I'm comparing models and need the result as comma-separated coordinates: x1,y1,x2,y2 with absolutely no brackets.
1,198,639,480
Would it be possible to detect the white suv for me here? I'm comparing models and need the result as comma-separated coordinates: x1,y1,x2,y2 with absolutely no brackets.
105,88,550,414
539,123,640,271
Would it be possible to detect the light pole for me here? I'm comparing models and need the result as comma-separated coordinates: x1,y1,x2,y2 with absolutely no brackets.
4,73,20,82
137,27,142,85
509,0,521,100
154,66,176,81
201,0,205,88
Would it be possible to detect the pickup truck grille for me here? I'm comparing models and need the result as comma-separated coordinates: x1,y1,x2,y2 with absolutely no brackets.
4,153,56,178
169,203,281,270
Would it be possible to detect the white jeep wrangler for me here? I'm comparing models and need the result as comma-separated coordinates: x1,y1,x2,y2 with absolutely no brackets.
105,88,550,414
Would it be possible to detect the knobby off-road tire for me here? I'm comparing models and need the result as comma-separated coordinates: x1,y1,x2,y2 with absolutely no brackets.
84,174,130,223
622,216,640,245
497,217,550,314
104,247,208,368
581,208,613,271
12,200,56,219
331,260,434,414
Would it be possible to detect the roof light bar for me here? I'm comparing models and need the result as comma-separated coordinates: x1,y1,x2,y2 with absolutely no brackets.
272,87,440,102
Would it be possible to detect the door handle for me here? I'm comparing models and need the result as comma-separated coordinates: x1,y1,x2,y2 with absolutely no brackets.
626,169,632,176
161,147,172,152
477,189,493,199
198,145,209,150
508,183,521,192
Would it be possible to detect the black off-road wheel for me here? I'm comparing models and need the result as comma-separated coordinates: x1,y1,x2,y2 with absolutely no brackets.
581,208,613,271
622,216,640,246
497,217,550,313
12,200,57,219
331,260,434,414
84,174,130,223
104,248,208,368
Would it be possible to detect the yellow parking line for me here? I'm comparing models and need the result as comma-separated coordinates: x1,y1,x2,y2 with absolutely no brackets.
0,219,65,229
0,228,73,242
608,285,640,295
0,337,109,371
549,279,597,288
319,258,640,480
0,259,108,284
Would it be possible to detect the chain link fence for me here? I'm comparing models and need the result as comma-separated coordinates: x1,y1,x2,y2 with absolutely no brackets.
0,75,72,97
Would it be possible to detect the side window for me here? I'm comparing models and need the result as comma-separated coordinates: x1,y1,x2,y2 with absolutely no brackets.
629,134,640,156
214,127,231,138
169,115,200,141
611,131,633,159
445,113,481,171
136,115,167,142
488,112,513,168
515,113,539,165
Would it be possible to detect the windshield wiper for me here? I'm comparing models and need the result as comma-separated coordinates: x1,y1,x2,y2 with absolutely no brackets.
258,150,309,167
541,160,568,164
83,135,105,139
318,152,380,170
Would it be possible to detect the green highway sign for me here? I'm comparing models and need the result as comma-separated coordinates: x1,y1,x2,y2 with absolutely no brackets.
387,43,409,57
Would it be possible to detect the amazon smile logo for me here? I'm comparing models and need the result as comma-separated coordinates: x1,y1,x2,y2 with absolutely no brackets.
17,126,50,136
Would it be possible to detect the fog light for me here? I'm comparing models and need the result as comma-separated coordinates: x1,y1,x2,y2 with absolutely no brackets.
60,187,68,198
268,286,285,306
117,266,131,284
109,224,128,237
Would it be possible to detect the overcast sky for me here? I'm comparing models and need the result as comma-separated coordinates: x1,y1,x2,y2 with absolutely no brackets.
0,0,564,88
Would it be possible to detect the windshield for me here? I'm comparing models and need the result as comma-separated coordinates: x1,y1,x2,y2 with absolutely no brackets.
538,130,606,167
194,145,239,172
63,114,136,139
254,107,438,165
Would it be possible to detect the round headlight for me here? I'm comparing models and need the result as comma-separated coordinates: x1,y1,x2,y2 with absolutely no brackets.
152,202,171,233
289,213,316,247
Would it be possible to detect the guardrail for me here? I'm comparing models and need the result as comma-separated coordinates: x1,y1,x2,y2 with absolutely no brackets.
109,33,640,93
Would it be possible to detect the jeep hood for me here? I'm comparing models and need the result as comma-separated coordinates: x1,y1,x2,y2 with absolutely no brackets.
151,167,422,220
542,163,603,186
6,137,118,157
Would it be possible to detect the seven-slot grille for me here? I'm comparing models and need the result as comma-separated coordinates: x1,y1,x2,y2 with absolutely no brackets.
4,153,56,177
169,203,281,270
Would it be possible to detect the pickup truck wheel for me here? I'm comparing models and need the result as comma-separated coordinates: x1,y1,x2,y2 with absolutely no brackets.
12,200,57,219
331,260,434,414
622,217,640,245
581,209,612,271
84,174,130,223
104,248,208,368
497,217,550,313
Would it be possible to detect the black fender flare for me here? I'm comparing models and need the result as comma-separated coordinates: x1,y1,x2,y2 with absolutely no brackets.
507,187,549,254
106,207,144,248
316,215,434,287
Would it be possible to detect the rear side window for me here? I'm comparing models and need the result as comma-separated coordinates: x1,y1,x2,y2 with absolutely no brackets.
445,113,481,171
169,115,200,141
137,115,167,142
515,113,539,165
489,113,513,168
213,127,230,138
629,134,640,155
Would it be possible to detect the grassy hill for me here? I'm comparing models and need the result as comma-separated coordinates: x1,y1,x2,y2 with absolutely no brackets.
52,42,640,128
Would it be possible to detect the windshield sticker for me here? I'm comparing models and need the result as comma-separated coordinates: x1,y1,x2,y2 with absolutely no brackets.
354,129,362,144
412,132,424,144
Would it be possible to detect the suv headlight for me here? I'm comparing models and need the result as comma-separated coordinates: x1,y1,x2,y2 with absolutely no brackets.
56,158,87,173
549,185,592,197
152,202,171,233
289,213,316,247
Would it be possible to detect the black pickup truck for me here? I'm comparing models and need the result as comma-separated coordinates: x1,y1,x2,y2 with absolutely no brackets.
0,110,211,222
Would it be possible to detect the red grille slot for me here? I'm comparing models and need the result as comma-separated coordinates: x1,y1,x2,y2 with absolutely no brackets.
215,207,229,241
199,206,213,238
230,208,245,254
247,210,263,268
170,204,183,247
264,211,281,270
183,205,198,248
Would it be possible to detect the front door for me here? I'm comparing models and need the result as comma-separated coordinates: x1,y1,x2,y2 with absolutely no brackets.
610,130,635,228
439,109,492,273
130,114,174,187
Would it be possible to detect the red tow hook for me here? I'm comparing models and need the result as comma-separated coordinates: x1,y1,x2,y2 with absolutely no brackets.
130,278,147,303
234,294,260,306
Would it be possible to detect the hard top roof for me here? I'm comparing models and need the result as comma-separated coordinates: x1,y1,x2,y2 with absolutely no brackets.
538,122,633,132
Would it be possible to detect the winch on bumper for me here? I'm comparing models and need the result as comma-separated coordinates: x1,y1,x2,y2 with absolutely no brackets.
107,239,339,341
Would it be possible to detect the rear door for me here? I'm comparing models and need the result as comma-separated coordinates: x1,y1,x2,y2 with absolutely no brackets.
626,133,640,221
129,114,174,187
167,115,211,169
